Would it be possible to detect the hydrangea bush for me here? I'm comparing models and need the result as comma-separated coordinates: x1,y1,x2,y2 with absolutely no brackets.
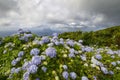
0,30,120,80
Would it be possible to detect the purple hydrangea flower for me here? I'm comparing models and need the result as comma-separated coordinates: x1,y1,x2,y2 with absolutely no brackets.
70,72,77,79
41,36,50,43
95,54,102,60
27,65,38,74
30,48,40,56
62,71,69,79
66,40,74,47
31,56,41,65
18,51,24,57
41,66,47,72
45,47,57,58
101,67,108,74
23,72,30,80
81,76,89,80
63,65,68,70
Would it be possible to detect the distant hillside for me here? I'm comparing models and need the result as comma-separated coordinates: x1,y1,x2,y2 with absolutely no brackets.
59,26,120,48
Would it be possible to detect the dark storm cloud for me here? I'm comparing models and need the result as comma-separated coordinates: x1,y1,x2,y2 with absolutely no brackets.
0,0,17,18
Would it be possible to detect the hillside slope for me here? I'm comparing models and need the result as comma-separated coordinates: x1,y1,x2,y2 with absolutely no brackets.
59,26,120,48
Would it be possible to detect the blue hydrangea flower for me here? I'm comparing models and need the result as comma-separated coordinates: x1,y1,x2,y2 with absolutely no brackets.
93,76,97,80
69,53,75,58
27,65,38,74
24,33,33,38
70,72,77,79
31,56,41,65
18,29,24,34
40,55,46,60
22,61,33,70
107,49,114,55
41,36,50,43
11,60,17,66
45,47,57,58
55,41,60,45
3,50,7,54
39,41,44,45
63,65,68,70
78,40,83,43
30,48,40,56
16,57,22,62
109,71,114,75
69,48,75,54
80,55,86,61
47,43,54,47
111,55,115,58
15,67,21,73
62,71,69,79
82,46,93,52
35,78,40,80
19,36,28,41
111,62,116,66
23,72,30,80
10,67,16,73
41,66,47,72
117,61,120,64
18,51,24,57
81,76,89,80
52,33,58,37
66,40,74,47
95,54,102,60
101,67,108,74
60,41,64,45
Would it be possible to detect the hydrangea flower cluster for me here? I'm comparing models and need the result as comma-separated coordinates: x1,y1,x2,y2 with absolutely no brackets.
66,40,74,47
45,47,57,58
2,30,120,80
41,36,50,43
30,48,40,56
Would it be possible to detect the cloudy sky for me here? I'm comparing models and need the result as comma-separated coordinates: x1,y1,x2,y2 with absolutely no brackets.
0,0,120,32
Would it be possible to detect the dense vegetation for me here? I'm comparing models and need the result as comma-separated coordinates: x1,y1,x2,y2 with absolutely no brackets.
59,26,120,49
0,26,120,80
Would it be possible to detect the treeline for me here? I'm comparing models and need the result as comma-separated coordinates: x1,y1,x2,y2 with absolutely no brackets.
59,26,120,48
